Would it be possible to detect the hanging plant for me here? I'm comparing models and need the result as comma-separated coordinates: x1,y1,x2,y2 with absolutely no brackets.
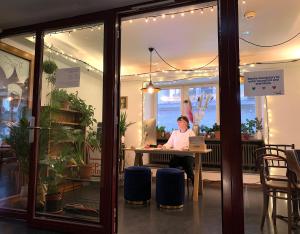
43,60,58,85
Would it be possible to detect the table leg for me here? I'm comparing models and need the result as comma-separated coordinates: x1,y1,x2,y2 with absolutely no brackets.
193,153,200,202
134,153,143,166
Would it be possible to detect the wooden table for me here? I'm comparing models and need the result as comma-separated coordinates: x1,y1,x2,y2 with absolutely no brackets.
127,147,212,202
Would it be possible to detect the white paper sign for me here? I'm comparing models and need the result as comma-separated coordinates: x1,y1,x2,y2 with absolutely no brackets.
56,67,80,88
244,70,284,96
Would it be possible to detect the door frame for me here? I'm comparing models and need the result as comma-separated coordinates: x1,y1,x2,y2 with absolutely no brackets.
0,0,244,233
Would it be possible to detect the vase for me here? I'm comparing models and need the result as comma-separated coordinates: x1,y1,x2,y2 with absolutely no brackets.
192,124,200,136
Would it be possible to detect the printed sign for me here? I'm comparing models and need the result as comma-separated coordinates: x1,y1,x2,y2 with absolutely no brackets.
56,67,80,88
244,70,284,96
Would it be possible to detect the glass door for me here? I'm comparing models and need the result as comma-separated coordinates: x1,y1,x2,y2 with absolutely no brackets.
0,34,35,214
34,23,104,224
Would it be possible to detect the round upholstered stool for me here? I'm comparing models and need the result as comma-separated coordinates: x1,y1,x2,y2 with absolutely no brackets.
156,168,185,209
124,166,151,205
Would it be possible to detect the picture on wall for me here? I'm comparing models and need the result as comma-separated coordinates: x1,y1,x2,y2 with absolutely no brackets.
0,42,34,143
120,96,128,109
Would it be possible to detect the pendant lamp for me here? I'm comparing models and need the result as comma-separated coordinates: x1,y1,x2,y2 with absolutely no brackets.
141,47,160,94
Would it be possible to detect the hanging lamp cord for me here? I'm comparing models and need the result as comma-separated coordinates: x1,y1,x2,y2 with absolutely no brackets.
149,47,154,82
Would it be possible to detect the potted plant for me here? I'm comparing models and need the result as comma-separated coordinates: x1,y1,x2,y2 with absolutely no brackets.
71,130,100,179
212,123,220,139
43,60,58,85
254,117,263,140
44,154,67,213
241,119,256,140
156,125,166,139
49,89,70,109
119,111,135,139
5,109,30,197
68,92,97,129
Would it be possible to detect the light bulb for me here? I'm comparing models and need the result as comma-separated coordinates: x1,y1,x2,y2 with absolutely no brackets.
147,86,154,94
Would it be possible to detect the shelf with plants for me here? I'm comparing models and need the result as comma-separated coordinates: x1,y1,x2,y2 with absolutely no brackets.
37,60,100,213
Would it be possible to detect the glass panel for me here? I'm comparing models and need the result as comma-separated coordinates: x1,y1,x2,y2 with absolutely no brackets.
0,34,35,210
35,24,103,222
119,2,221,233
157,88,181,132
240,0,300,233
240,84,256,123
188,86,217,128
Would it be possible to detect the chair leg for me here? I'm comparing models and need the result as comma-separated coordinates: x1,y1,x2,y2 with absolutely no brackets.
288,190,292,234
261,193,269,230
272,192,277,226
186,178,189,197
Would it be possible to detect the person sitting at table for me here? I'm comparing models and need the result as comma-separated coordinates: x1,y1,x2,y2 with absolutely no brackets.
158,115,195,184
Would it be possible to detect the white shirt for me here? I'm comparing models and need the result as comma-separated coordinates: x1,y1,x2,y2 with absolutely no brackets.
164,129,195,151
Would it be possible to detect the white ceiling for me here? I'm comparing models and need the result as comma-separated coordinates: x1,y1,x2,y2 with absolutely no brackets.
2,0,300,82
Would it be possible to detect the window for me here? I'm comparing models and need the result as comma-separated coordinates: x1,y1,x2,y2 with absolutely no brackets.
157,89,181,132
188,86,217,128
240,84,256,123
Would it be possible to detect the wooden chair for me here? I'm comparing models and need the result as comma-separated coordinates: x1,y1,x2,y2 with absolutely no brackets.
256,147,300,234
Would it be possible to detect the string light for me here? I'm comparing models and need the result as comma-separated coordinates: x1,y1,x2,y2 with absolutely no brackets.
123,4,217,24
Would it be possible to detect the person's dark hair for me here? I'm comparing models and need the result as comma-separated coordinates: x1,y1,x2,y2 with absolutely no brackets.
177,115,190,129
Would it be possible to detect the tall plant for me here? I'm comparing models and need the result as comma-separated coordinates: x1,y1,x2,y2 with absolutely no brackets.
120,111,135,136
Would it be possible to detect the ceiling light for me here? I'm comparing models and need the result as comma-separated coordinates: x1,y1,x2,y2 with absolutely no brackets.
244,11,256,20
129,20,133,23
162,14,166,18
141,48,160,94
241,31,251,36
181,12,185,17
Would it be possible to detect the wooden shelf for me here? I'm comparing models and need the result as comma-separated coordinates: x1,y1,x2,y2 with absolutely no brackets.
51,121,81,126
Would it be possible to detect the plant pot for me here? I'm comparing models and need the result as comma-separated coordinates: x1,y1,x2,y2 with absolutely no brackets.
214,131,220,139
61,101,70,109
241,133,250,141
45,192,63,213
79,164,93,179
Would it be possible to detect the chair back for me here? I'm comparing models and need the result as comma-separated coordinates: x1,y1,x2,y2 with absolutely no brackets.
264,144,295,150
286,150,300,184
256,148,288,186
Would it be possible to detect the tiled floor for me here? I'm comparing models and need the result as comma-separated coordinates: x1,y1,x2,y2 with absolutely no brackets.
0,181,299,233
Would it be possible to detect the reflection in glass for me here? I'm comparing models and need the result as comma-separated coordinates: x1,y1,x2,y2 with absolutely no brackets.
35,24,103,223
0,36,35,211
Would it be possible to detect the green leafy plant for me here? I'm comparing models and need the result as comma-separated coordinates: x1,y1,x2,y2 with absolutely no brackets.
255,117,263,131
200,125,212,134
156,125,166,133
68,92,97,129
45,152,68,195
71,130,100,166
212,123,220,132
120,111,135,136
241,119,256,135
6,113,30,175
48,89,70,109
43,60,58,85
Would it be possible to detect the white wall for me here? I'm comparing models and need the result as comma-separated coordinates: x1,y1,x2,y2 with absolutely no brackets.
265,62,300,148
121,80,144,166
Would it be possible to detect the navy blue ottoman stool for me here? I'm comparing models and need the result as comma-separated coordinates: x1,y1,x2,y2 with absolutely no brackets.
124,166,151,205
156,168,185,209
